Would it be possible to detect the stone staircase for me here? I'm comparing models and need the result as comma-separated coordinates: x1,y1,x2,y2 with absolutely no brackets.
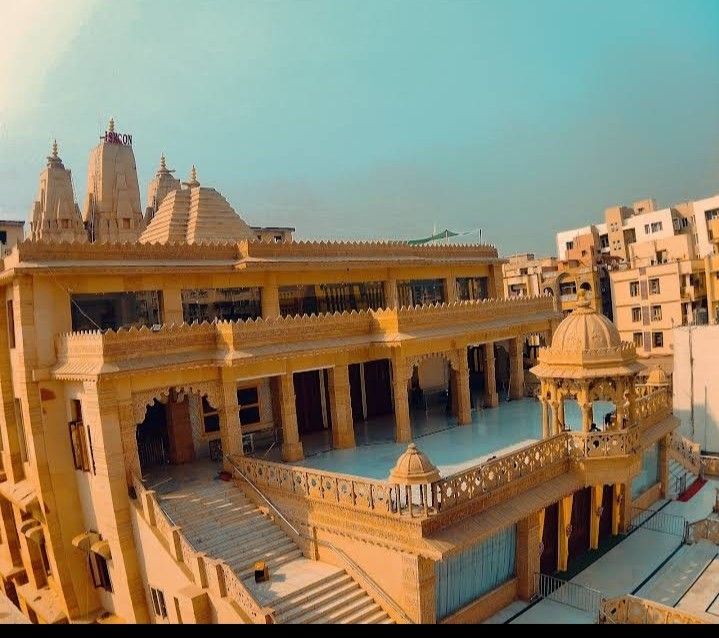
668,459,697,498
154,477,394,624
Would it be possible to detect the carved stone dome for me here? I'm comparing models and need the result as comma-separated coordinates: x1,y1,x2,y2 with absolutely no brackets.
550,292,621,352
388,444,440,485
646,366,669,386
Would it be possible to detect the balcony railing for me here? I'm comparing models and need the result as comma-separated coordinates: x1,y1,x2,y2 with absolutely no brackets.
599,595,708,624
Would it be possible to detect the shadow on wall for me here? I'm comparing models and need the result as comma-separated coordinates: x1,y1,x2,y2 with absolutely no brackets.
674,402,719,455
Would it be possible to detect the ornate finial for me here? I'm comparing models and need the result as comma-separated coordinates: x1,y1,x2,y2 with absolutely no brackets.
160,154,166,170
183,164,200,188
575,288,591,309
52,139,58,158
108,117,115,133
47,139,62,166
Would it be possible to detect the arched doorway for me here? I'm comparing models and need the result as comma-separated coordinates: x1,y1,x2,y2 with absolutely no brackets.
136,389,197,474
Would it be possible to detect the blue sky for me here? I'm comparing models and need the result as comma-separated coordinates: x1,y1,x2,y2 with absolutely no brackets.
1,0,718,254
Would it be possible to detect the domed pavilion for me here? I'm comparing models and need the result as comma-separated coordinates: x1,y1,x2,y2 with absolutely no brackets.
531,290,643,437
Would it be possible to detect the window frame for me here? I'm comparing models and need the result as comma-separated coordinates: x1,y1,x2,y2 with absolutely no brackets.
649,278,661,295
631,307,641,323
7,299,15,349
150,587,168,619
652,331,664,348
651,305,662,321
632,332,644,347
629,281,640,297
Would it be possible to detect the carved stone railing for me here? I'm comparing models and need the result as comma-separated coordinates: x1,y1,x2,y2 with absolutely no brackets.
54,296,558,374
635,389,672,429
434,434,569,512
686,517,719,545
568,427,640,459
669,432,702,476
231,455,402,515
701,454,719,478
131,475,273,623
599,595,708,624
239,238,499,261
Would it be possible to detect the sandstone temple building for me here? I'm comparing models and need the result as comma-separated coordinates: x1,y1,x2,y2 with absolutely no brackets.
0,121,703,624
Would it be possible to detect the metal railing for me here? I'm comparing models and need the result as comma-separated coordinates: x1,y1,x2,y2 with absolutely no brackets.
533,573,603,621
225,454,413,624
629,506,688,540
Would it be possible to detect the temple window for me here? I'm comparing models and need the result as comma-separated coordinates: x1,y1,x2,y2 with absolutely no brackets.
70,290,163,331
68,399,94,473
150,587,168,619
237,387,261,426
456,276,489,301
181,287,261,324
201,397,220,433
279,282,384,317
397,279,445,307
6,299,15,348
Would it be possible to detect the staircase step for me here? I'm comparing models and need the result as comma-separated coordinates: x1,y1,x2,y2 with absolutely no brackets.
325,600,383,624
225,536,297,567
271,572,350,612
194,526,286,555
239,549,303,581
177,505,263,532
285,588,367,624
364,610,393,624
277,581,361,622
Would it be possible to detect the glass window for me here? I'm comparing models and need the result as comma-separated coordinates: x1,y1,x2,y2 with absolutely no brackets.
182,287,261,324
632,332,643,347
651,221,662,232
651,305,662,321
397,279,445,308
89,553,112,592
652,332,664,348
631,307,641,322
71,291,163,331
565,241,574,250
456,277,489,301
649,278,660,295
150,587,167,619
237,387,261,426
629,281,639,297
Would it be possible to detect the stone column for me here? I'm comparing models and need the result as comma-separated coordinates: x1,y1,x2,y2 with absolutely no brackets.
220,378,242,465
579,385,593,433
278,373,303,461
589,485,603,550
550,399,560,436
509,336,524,400
658,434,670,498
612,482,630,535
82,381,150,622
557,393,565,432
261,275,280,319
484,343,499,408
557,493,573,572
516,511,541,600
392,358,412,443
384,278,398,309
455,351,471,425
401,553,436,624
627,381,637,426
328,365,355,449
615,378,626,428
443,277,457,304
540,397,550,438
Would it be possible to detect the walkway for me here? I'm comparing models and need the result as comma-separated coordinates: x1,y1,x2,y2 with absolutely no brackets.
485,478,719,624
0,592,28,624
292,398,614,479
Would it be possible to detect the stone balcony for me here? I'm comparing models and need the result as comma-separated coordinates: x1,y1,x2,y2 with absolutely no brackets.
52,295,558,380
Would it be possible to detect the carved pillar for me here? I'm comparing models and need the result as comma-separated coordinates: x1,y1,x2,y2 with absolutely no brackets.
392,358,412,443
261,275,280,319
658,434,670,498
590,484,603,550
509,336,524,400
557,390,565,432
162,284,184,325
120,398,141,484
627,379,637,426
220,378,242,465
82,381,150,622
579,384,593,433
278,373,303,461
615,378,626,428
443,277,457,303
540,397,550,438
328,365,355,449
455,351,471,425
612,482,630,535
550,398,560,437
516,511,541,599
484,343,498,408
557,493,573,572
384,278,398,309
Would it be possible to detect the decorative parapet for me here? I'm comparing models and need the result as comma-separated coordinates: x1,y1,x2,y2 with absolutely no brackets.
599,595,708,624
669,432,702,476
701,454,719,478
568,427,640,459
238,239,499,261
635,389,672,429
54,296,558,375
131,474,273,623
686,517,719,545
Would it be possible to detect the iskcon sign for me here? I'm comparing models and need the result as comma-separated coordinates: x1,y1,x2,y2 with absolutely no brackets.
103,130,132,145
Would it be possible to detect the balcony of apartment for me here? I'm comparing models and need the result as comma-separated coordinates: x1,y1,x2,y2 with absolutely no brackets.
707,218,719,245
680,282,707,302
52,296,559,380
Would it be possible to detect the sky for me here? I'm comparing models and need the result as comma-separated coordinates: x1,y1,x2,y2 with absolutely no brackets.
1,0,718,255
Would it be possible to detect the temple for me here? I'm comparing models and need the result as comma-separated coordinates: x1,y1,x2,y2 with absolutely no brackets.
0,121,716,625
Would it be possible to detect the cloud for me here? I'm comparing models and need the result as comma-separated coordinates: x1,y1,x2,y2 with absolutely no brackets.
0,0,98,124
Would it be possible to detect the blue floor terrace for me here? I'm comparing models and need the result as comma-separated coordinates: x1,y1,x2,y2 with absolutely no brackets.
292,398,614,479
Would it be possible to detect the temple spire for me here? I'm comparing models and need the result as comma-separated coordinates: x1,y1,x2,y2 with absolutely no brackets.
108,117,115,133
183,164,200,188
47,139,63,167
